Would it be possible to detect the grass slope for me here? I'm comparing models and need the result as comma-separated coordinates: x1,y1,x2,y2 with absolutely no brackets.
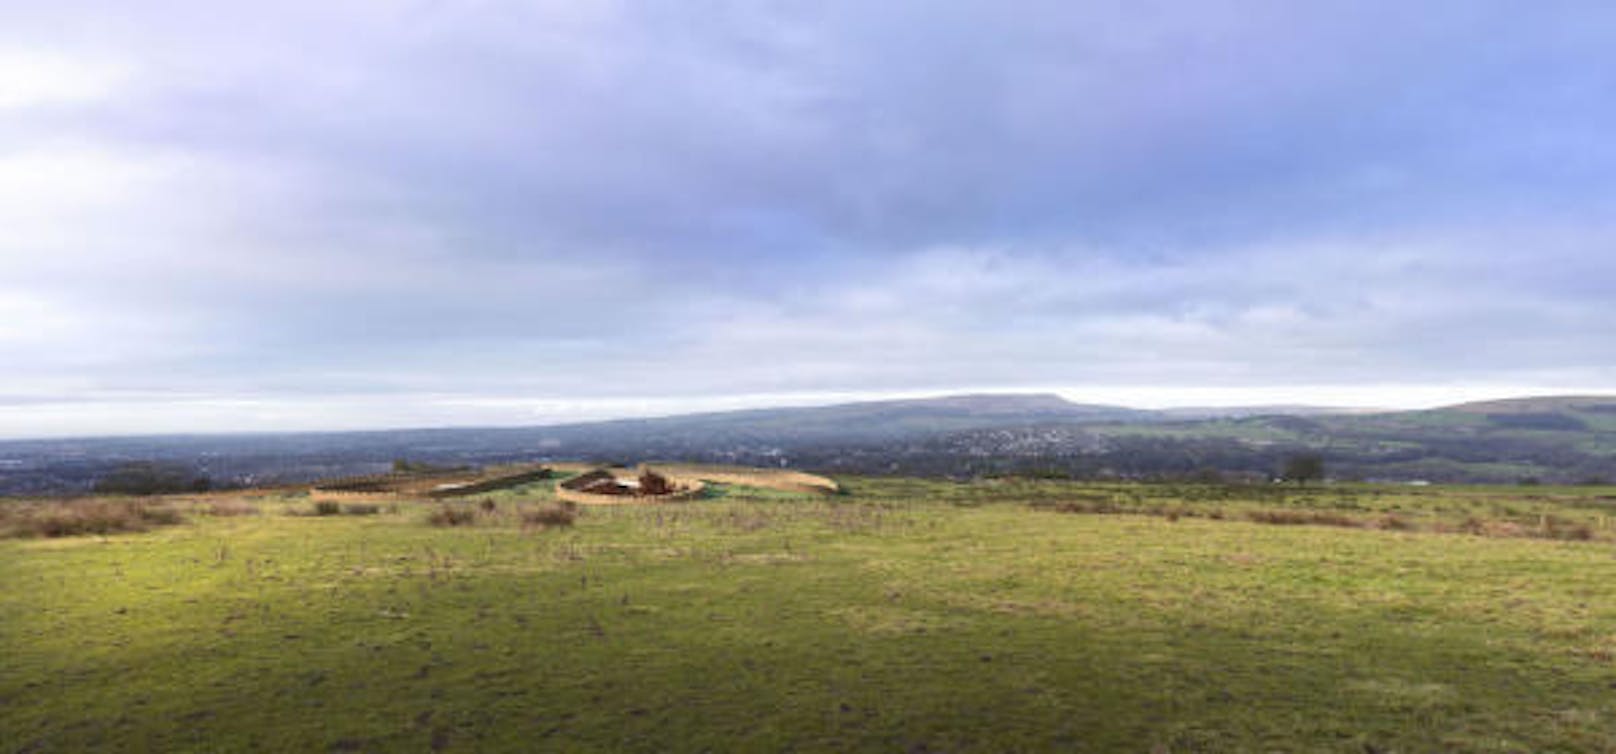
5,479,1616,751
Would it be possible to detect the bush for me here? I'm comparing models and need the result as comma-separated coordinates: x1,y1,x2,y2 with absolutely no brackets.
1375,514,1414,531
2,499,186,539
522,503,577,530
139,505,184,526
342,504,381,516
92,462,211,496
1540,516,1594,541
1039,496,1121,515
427,506,477,527
313,501,341,516
1246,509,1359,528
1560,524,1595,541
1280,454,1326,485
204,500,260,517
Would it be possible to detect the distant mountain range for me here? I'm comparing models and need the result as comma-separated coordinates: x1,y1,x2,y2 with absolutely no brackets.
526,393,1150,441
521,393,1616,484
523,393,1376,438
2,393,1614,494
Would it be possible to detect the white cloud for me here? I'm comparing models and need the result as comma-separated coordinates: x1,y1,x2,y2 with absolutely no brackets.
0,145,168,234
0,49,130,109
0,293,82,345
0,2,1612,436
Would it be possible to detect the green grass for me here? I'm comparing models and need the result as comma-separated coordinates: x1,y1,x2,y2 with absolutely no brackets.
699,481,827,502
6,479,1616,751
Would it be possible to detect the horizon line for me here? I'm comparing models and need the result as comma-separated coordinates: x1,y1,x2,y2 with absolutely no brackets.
2,385,1612,443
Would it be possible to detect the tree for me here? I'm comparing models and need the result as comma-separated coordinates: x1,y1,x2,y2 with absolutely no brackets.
1282,453,1325,485
93,461,207,496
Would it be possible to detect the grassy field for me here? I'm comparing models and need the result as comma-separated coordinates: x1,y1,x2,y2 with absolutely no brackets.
6,477,1616,752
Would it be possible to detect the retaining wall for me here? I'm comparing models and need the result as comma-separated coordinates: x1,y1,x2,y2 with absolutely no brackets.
426,468,553,498
311,466,551,502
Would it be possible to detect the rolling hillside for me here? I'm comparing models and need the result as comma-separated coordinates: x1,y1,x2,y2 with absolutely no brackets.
4,394,1616,493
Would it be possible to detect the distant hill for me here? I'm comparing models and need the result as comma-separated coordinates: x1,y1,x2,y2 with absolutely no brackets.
534,393,1148,443
3,393,1616,493
1440,395,1616,415
1155,405,1375,420
1114,395,1616,484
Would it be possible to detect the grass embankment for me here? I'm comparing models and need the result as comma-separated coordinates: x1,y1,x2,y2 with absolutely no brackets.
5,478,1616,751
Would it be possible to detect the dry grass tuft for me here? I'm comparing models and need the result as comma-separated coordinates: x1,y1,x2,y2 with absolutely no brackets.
203,499,261,517
1,499,185,538
1044,498,1122,515
1244,509,1362,528
427,506,478,527
1374,514,1415,531
521,502,577,530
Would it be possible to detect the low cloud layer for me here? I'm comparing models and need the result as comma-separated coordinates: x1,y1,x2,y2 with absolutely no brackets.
2,2,1614,436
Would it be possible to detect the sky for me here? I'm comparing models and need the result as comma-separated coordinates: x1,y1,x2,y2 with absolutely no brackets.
2,1,1615,438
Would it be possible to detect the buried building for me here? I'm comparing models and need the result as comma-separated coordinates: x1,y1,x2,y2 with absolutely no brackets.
556,466,702,504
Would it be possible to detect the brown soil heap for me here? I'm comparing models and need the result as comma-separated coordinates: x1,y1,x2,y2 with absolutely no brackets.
556,466,704,504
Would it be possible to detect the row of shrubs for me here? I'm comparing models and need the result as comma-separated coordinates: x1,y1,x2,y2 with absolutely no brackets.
0,499,186,539
1036,499,1598,540
310,501,385,516
427,498,577,530
0,494,582,538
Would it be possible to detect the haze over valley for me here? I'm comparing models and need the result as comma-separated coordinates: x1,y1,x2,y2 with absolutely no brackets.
6,392,1615,495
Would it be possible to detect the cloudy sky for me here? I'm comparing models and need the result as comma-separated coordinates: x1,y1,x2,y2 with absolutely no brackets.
3,1,1614,437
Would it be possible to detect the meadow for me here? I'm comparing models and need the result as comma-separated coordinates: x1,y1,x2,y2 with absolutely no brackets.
5,475,1616,752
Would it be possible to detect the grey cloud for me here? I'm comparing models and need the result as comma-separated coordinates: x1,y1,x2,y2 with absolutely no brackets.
1,1,1613,434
